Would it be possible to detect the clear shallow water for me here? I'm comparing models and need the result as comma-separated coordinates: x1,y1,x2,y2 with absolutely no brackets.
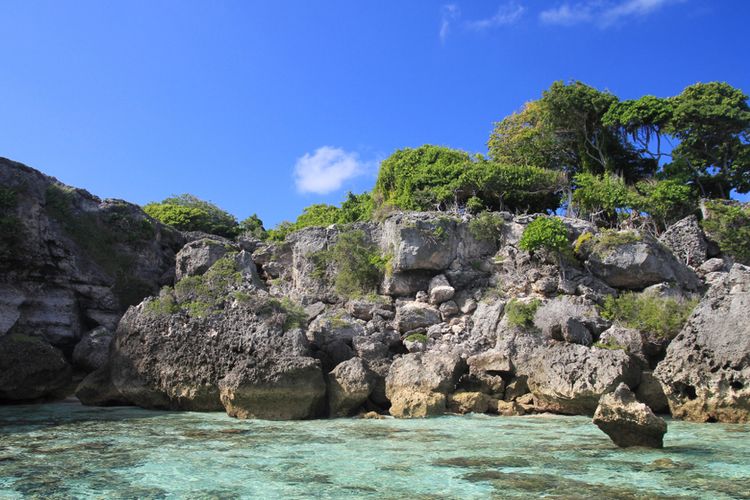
0,402,749,499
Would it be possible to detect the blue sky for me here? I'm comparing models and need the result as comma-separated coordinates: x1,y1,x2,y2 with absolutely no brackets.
1,0,748,227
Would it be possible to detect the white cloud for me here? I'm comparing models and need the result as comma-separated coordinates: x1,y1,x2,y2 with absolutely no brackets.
293,146,367,195
540,0,682,27
466,1,526,30
440,4,460,43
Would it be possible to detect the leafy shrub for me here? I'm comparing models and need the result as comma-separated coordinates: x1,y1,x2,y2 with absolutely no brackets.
466,196,485,214
505,298,541,328
374,145,565,213
404,332,428,343
519,216,569,255
701,200,750,265
294,204,342,229
468,212,504,244
238,214,267,239
572,172,634,224
144,194,238,237
633,179,697,228
328,230,386,298
266,221,296,242
600,292,698,339
171,254,242,317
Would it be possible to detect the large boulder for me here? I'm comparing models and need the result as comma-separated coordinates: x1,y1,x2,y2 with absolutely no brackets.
585,231,699,290
218,357,326,420
327,357,377,417
72,326,113,372
593,383,667,448
428,274,455,305
75,363,129,406
0,334,72,401
385,351,467,417
655,265,750,423
524,342,641,415
381,213,458,272
175,238,232,281
106,290,326,419
395,301,441,333
659,215,712,267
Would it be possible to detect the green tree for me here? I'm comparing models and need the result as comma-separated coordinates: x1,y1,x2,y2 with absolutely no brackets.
294,204,341,229
143,194,239,237
668,82,750,198
238,214,267,239
374,145,471,211
519,216,570,255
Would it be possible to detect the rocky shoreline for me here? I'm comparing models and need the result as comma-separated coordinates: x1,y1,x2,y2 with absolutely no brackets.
2,158,749,432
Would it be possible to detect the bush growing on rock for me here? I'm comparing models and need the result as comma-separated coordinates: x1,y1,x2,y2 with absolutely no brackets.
468,212,504,244
701,199,750,265
519,216,569,256
373,145,565,213
149,254,243,318
320,230,388,298
143,194,239,237
600,292,698,339
505,298,541,328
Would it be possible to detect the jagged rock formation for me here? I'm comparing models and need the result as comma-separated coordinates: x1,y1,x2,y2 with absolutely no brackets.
593,383,667,448
655,264,750,423
4,159,750,423
0,158,184,401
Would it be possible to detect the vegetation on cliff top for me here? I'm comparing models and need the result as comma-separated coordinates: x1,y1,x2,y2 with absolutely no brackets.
140,80,749,262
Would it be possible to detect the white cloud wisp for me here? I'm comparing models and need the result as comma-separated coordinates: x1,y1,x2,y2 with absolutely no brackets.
293,146,367,195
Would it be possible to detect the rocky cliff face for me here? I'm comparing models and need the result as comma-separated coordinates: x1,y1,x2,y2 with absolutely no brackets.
0,158,184,401
4,158,749,424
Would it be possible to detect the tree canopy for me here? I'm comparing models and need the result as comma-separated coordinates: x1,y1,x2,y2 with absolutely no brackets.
143,194,239,237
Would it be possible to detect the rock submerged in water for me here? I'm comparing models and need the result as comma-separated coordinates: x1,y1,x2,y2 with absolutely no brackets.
593,383,667,448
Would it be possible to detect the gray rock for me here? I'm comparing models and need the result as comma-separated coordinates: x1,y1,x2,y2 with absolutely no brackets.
381,271,432,297
175,238,232,281
385,351,467,417
72,326,113,372
586,231,699,290
428,274,455,305
593,383,667,448
0,158,183,391
75,363,129,406
107,293,326,419
525,342,641,415
395,302,441,333
659,215,709,267
439,300,459,319
327,357,377,417
381,213,458,272
655,264,750,423
533,296,602,345
0,334,71,401
636,371,669,414
0,284,24,335
219,356,326,420
698,257,727,274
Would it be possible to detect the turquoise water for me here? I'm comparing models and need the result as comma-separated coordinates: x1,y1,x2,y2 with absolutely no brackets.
1,402,749,499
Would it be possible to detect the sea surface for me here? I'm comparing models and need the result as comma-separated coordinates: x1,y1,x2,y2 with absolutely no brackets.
1,401,749,499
